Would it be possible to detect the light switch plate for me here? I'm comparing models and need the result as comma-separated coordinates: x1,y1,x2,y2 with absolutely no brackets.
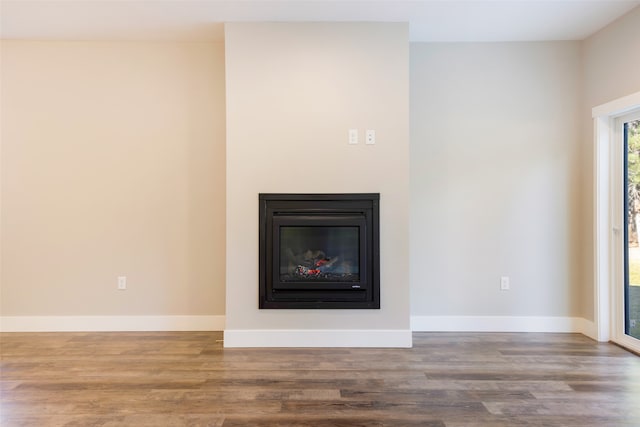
349,129,359,145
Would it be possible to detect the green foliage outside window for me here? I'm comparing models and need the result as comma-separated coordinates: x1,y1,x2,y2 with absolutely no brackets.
626,119,640,339
627,119,640,253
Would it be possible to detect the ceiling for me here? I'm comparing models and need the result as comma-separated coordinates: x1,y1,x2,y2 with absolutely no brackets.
1,0,639,42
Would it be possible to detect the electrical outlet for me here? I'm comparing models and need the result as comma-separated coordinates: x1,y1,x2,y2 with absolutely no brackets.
117,276,127,290
366,129,376,145
500,276,510,291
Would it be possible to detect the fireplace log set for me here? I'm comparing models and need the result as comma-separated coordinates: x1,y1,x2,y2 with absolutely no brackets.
282,249,358,282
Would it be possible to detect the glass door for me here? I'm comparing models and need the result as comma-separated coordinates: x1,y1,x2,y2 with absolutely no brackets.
622,113,640,347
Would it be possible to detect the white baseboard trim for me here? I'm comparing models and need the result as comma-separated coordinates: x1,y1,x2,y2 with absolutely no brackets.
577,318,598,341
411,315,593,334
223,329,413,348
0,315,598,342
0,315,225,332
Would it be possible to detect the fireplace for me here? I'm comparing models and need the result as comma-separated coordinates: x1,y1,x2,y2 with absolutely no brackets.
259,193,380,309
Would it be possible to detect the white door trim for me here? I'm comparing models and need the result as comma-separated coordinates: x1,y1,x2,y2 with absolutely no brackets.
593,90,640,353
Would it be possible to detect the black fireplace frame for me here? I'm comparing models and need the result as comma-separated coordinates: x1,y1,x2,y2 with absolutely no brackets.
259,193,380,309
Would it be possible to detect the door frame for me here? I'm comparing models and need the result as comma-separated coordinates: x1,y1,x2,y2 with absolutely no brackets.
593,90,640,353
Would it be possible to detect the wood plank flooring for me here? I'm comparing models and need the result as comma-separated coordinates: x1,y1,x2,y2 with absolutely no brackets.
1,332,639,426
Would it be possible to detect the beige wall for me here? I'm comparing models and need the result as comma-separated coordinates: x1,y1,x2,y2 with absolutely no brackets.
224,23,411,330
3,8,638,329
410,42,583,317
1,41,226,316
580,6,640,320
583,6,640,109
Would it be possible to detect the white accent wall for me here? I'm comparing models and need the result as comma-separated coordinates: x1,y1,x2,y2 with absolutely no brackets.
224,23,411,346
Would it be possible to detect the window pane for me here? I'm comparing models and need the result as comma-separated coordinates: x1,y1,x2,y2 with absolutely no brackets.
625,118,640,339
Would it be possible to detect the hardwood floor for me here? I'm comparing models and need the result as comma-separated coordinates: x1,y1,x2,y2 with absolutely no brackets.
1,332,639,426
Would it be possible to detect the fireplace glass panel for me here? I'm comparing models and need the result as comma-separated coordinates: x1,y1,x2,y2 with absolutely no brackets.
279,226,360,282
